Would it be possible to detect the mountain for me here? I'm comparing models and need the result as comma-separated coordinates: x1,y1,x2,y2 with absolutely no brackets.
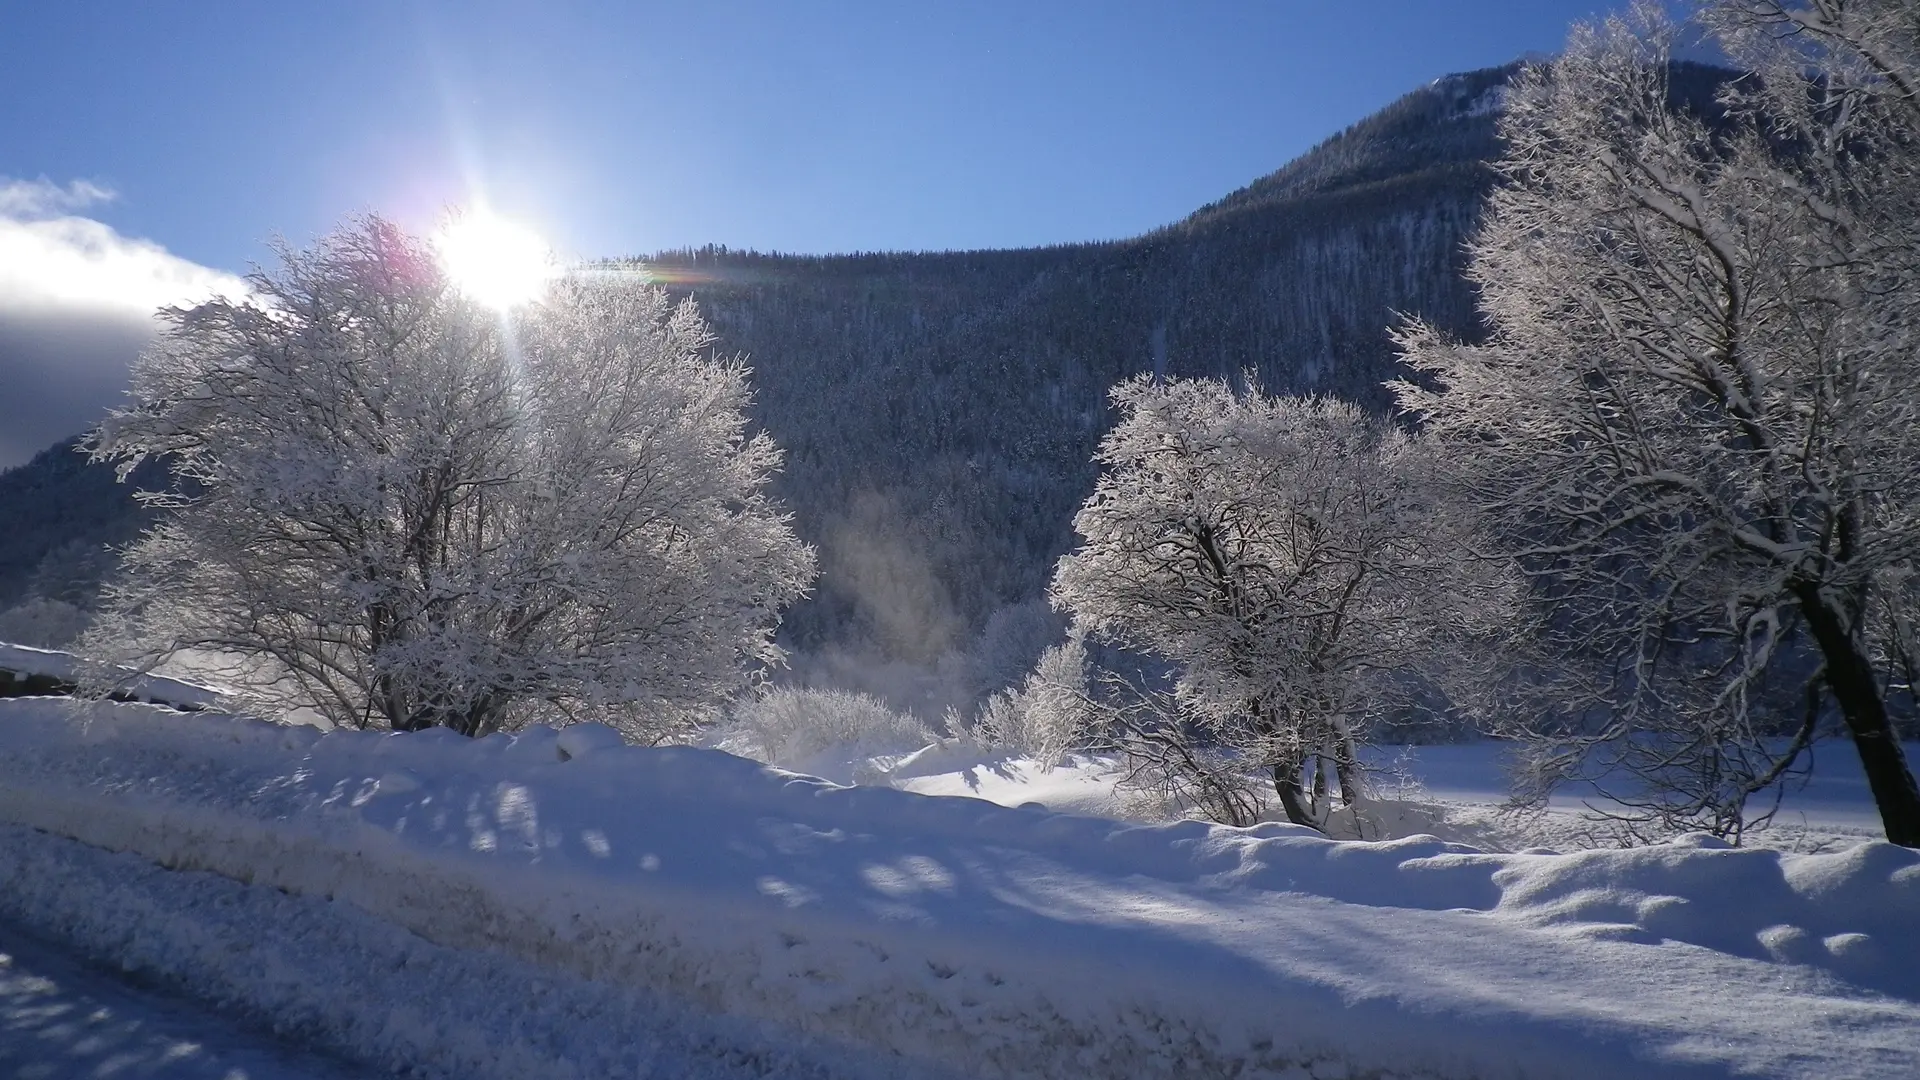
0,60,1696,708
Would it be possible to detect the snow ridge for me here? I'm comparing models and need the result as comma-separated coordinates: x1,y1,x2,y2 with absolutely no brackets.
0,641,224,710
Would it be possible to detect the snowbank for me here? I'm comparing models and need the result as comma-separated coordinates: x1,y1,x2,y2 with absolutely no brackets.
0,698,1914,1079
885,743,1136,818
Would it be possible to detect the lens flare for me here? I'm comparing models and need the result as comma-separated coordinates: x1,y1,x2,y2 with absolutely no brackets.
434,209,555,310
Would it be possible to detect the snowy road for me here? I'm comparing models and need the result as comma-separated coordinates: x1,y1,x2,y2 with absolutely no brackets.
0,920,373,1080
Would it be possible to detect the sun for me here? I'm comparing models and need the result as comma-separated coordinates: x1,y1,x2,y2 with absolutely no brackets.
433,208,556,310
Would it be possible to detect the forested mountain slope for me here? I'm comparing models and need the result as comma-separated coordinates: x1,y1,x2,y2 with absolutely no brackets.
0,437,158,611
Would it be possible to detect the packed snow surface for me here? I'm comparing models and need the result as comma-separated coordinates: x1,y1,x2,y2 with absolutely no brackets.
0,824,919,1080
0,914,371,1080
0,698,1915,1079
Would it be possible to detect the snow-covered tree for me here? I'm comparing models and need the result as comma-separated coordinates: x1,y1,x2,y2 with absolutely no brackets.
85,217,815,740
1394,2,1920,845
1052,376,1483,826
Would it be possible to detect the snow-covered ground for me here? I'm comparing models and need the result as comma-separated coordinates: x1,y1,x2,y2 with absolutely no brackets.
880,738,1893,853
0,697,1914,1079
1353,741,1892,851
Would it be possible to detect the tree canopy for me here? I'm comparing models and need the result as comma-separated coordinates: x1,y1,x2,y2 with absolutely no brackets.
86,217,815,740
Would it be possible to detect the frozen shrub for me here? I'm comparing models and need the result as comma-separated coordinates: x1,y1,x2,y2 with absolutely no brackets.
722,686,935,771
976,638,1094,767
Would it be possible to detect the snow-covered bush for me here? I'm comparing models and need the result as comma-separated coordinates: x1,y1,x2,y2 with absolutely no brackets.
720,686,935,776
975,637,1093,766
81,217,815,741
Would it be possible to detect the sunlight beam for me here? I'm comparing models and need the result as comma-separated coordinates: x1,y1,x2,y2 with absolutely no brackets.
434,208,555,310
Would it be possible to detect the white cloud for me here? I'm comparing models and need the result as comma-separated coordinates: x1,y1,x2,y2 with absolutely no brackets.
0,178,251,468
0,213,249,317
0,176,118,218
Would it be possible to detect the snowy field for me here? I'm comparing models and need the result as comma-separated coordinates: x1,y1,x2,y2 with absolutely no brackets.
0,697,1915,1079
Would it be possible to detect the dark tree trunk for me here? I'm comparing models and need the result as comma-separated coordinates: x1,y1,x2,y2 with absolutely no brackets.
1272,758,1318,829
1797,587,1920,848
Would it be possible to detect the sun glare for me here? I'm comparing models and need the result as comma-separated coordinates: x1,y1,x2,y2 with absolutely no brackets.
434,209,556,310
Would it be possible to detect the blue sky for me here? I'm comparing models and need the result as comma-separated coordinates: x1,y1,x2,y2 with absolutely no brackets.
3,1,1635,270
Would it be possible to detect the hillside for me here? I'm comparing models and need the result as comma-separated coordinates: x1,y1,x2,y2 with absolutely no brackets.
0,438,159,609
624,65,1558,705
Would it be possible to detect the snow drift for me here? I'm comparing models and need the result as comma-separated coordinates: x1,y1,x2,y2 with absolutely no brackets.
0,698,1914,1079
